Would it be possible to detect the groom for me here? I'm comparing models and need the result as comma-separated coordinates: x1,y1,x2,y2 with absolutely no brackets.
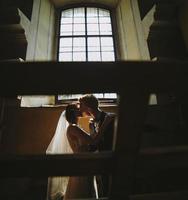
78,94,115,197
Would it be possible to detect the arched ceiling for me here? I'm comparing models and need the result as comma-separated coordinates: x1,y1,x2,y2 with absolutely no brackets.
50,0,119,8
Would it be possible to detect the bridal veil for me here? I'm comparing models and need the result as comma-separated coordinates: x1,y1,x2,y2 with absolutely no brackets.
46,111,72,200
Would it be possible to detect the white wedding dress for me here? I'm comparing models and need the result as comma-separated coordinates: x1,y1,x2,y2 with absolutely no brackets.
46,111,73,200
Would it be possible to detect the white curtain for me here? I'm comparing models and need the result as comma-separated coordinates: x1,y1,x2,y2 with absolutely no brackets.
46,111,72,200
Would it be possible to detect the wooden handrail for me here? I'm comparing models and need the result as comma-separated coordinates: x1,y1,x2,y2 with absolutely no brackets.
1,146,187,177
0,152,115,177
130,190,188,200
0,61,188,95
137,146,188,172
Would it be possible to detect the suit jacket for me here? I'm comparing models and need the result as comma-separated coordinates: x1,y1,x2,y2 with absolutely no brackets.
89,111,115,152
94,111,115,197
97,111,115,151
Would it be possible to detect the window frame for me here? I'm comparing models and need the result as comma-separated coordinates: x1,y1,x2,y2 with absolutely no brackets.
57,4,117,61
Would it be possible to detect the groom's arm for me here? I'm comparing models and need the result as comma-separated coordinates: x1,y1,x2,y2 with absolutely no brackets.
93,113,115,145
87,114,115,152
89,118,96,136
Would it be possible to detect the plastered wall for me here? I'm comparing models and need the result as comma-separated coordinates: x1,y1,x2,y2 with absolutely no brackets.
26,0,56,61
116,0,150,60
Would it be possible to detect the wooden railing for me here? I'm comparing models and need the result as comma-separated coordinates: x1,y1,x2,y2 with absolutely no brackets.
0,60,188,199
0,60,187,95
0,153,114,177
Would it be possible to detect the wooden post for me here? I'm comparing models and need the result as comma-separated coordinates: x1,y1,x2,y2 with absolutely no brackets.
110,90,149,199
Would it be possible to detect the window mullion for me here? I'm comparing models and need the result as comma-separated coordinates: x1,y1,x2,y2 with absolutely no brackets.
85,7,88,61
59,35,113,38
72,8,74,61
110,10,117,61
97,8,102,61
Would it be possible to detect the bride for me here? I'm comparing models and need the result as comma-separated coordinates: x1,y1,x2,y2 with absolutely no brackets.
46,103,95,200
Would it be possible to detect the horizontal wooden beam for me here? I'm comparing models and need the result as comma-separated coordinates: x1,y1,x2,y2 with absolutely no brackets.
0,152,115,177
137,146,188,172
130,190,188,200
0,61,188,95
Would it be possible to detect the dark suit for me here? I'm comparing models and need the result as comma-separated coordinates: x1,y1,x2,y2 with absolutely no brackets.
97,111,114,151
92,111,115,197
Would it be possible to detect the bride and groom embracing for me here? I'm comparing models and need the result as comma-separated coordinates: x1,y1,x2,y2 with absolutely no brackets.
47,94,115,200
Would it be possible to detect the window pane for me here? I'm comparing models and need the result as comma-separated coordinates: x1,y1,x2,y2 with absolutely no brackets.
74,17,85,24
87,7,98,17
62,9,73,17
93,93,104,98
58,93,117,100
102,52,115,61
59,53,72,61
73,8,85,24
74,7,85,17
73,37,86,52
60,38,72,47
101,46,114,51
58,94,82,100
60,24,73,36
99,24,112,35
87,24,99,35
88,37,100,46
104,93,117,98
88,46,100,51
101,37,113,46
88,37,100,51
99,17,111,24
59,46,72,52
88,52,101,61
101,37,114,51
99,9,110,17
73,37,85,46
73,47,85,52
73,52,86,61
59,38,72,52
87,17,98,24
73,24,85,35
61,17,72,24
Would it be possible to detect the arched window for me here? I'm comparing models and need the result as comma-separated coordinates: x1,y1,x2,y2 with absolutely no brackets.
58,6,115,62
57,6,116,101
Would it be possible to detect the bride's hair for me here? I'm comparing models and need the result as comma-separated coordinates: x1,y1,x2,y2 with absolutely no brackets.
65,103,78,124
